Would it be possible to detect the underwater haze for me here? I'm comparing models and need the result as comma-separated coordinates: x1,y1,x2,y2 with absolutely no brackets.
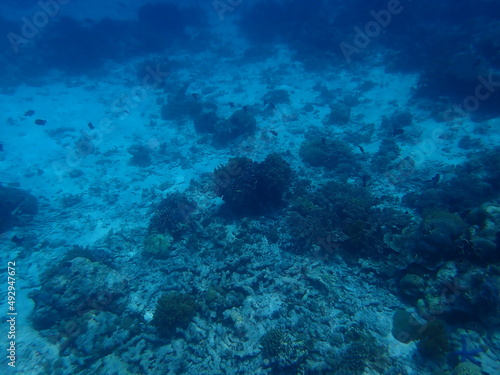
1,0,500,374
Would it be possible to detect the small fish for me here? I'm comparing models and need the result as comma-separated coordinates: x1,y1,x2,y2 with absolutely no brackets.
473,58,481,67
24,110,35,117
35,119,47,126
88,122,94,130
243,105,248,113
358,145,365,153
270,130,278,136
228,102,235,108
393,128,404,136
321,137,326,146
192,93,198,100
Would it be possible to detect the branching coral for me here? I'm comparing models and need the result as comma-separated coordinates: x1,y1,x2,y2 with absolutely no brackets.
214,154,291,215
286,180,406,256
148,193,197,239
152,293,198,337
299,138,359,173
259,329,307,372
417,319,449,360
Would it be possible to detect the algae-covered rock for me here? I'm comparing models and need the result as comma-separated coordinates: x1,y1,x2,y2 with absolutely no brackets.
399,274,426,303
420,211,468,253
143,233,173,258
453,362,481,375
152,293,198,337
392,309,422,343
417,319,449,360
0,186,38,233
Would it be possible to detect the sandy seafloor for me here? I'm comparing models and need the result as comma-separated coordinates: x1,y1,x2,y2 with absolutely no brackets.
1,1,500,375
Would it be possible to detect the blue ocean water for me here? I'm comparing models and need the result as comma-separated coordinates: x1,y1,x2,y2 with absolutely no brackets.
0,0,499,374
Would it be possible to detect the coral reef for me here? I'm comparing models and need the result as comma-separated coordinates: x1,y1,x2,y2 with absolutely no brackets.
417,319,450,361
381,111,413,134
213,108,257,145
214,154,292,215
324,102,351,125
299,138,360,174
418,211,468,256
398,274,426,304
193,111,219,133
259,329,307,373
193,107,257,146
453,362,482,375
286,180,410,257
161,83,204,123
403,148,500,214
262,89,290,105
391,309,422,344
152,293,198,337
327,326,385,375
143,233,173,259
370,138,401,173
0,185,38,233
30,257,127,331
148,193,197,239
127,144,152,167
